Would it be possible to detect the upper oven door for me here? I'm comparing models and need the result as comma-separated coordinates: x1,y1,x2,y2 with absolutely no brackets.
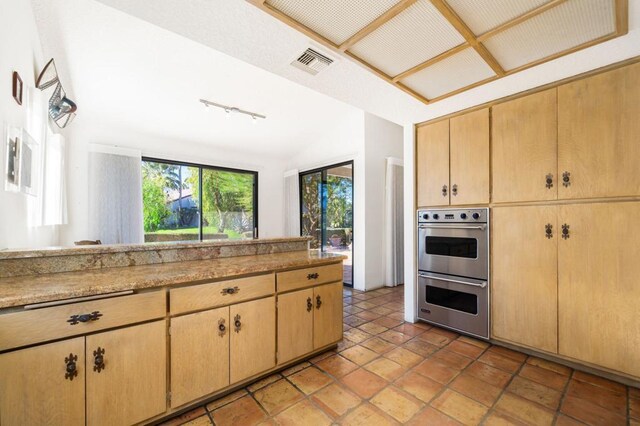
418,223,488,279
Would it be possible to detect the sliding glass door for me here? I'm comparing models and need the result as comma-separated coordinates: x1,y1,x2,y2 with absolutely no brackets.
300,162,353,286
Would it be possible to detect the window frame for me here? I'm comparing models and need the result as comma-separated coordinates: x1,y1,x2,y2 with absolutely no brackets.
142,156,259,241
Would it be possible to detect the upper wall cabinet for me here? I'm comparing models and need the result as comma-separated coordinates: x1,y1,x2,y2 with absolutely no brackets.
416,119,450,207
449,108,490,205
492,89,558,203
416,109,489,207
558,62,640,199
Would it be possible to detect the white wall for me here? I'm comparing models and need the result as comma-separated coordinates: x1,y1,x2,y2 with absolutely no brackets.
0,0,60,249
362,113,403,291
60,119,287,246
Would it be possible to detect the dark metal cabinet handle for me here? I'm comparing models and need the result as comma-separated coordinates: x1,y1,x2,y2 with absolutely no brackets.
545,224,553,239
65,353,78,381
221,286,240,295
562,171,571,187
562,224,570,239
546,174,554,189
234,314,242,333
306,297,313,312
451,184,458,196
442,185,448,197
67,311,102,325
316,295,322,309
307,273,319,280
218,318,226,337
93,347,105,373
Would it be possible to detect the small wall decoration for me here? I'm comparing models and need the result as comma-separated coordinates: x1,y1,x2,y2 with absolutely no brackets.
12,71,23,105
3,125,41,196
36,58,77,128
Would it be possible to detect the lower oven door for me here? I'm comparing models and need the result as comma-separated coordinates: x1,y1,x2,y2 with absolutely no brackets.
417,272,489,339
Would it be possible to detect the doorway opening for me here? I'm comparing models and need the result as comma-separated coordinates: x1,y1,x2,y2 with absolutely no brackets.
300,161,354,287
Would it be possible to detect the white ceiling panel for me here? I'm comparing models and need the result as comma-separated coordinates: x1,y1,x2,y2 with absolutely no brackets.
447,0,551,36
401,48,496,99
348,0,465,77
266,0,401,45
484,0,617,71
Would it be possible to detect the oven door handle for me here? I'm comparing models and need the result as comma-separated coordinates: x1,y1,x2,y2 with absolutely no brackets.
418,273,487,289
418,224,486,231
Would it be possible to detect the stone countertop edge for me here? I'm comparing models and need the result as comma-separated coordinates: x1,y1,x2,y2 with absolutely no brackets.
0,251,347,309
0,237,313,260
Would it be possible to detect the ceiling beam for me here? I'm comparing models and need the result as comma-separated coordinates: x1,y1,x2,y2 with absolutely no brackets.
392,43,468,82
339,0,418,51
477,0,569,42
429,0,505,76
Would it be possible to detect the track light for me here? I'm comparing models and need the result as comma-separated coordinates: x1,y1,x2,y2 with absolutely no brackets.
200,99,266,122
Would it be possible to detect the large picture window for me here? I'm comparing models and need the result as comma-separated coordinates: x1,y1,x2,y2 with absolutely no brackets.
141,158,257,243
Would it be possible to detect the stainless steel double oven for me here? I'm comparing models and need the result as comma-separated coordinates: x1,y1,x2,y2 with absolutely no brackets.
417,208,489,339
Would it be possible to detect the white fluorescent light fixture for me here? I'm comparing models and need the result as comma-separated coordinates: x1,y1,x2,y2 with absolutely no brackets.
200,99,266,121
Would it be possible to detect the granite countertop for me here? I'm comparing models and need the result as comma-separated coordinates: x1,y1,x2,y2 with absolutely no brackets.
0,251,346,309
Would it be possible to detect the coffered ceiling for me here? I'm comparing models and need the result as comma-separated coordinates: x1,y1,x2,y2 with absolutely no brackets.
249,0,628,104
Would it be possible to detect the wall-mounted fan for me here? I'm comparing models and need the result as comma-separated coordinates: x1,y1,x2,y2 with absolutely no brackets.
36,59,77,128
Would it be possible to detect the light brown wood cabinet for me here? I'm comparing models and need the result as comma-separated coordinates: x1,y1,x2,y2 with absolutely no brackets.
492,89,558,203
558,62,640,200
86,320,167,426
0,338,85,426
491,206,558,353
313,282,343,349
0,321,167,426
277,281,343,365
277,288,314,365
230,297,276,383
558,202,640,377
170,307,230,408
416,109,489,207
416,119,450,207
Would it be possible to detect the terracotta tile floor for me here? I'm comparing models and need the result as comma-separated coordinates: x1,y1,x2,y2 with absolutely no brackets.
161,285,639,426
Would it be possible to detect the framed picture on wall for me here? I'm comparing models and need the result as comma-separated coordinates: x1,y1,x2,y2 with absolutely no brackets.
3,126,41,196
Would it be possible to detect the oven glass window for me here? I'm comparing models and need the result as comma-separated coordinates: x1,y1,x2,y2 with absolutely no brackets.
425,237,477,258
426,285,478,315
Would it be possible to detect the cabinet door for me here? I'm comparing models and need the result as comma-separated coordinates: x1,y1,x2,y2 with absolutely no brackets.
313,282,343,349
86,320,167,426
416,120,450,207
558,202,640,377
492,89,558,203
491,206,558,353
277,289,313,365
230,297,276,383
0,338,85,426
170,307,229,408
558,62,640,199
450,108,490,205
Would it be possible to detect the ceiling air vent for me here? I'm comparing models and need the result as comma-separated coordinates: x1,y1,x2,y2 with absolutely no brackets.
290,48,334,75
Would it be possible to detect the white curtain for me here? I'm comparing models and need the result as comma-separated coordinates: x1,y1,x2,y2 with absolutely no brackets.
283,169,300,237
384,157,404,287
88,145,144,244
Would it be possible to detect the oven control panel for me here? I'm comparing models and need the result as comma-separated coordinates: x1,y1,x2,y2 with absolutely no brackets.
417,208,488,223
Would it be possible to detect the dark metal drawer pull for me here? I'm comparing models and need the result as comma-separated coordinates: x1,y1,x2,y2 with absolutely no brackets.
307,273,319,280
234,314,242,333
562,171,571,187
67,311,102,325
545,224,553,239
562,224,570,239
221,286,240,295
93,347,105,373
218,318,227,337
546,173,554,189
451,184,458,196
316,295,322,309
442,185,448,197
306,297,313,312
65,353,78,381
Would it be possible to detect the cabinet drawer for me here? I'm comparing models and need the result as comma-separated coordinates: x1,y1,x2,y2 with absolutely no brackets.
0,291,166,351
170,273,275,315
277,263,343,293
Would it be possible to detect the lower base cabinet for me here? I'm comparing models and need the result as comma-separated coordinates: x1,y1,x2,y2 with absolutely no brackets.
170,307,230,408
277,281,343,364
0,337,85,426
0,320,167,426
